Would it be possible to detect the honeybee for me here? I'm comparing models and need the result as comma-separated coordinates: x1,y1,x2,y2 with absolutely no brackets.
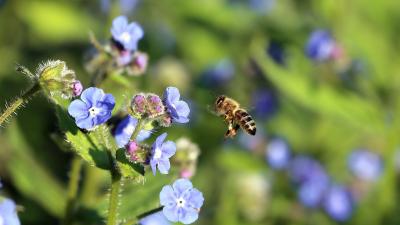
214,95,256,138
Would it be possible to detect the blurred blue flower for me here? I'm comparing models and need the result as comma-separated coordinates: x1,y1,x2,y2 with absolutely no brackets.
348,149,383,182
305,30,335,61
201,59,234,88
289,156,327,184
252,89,277,120
267,41,285,65
120,0,139,15
249,0,275,13
140,212,171,225
160,179,204,224
298,173,329,208
111,15,143,51
114,115,152,148
0,198,20,225
163,87,190,123
323,185,353,222
68,87,115,130
150,133,176,175
265,138,291,170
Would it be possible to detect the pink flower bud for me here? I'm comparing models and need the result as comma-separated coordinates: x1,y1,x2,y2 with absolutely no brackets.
72,80,83,97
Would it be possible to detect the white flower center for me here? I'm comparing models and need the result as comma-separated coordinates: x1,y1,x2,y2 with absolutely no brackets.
0,215,4,225
176,197,186,208
123,124,135,135
89,107,100,117
120,32,132,43
153,148,162,159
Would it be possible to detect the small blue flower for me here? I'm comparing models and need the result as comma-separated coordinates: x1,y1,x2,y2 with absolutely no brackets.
298,173,330,208
139,212,171,225
289,156,327,184
150,133,176,175
111,15,143,51
348,149,383,182
201,59,234,88
160,179,204,224
265,138,291,170
0,198,21,225
252,90,278,120
305,30,335,61
68,87,115,130
323,185,353,222
114,115,152,148
163,87,190,123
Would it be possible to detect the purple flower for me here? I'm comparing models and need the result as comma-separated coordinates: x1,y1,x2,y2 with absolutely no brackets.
348,149,383,182
0,198,20,225
265,138,291,170
139,212,171,225
114,115,152,148
150,133,176,175
323,185,353,221
160,179,204,224
163,87,190,123
116,50,132,66
68,87,115,130
305,30,336,61
72,80,83,97
111,15,143,51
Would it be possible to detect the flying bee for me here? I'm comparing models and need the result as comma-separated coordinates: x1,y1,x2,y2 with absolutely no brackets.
213,95,256,138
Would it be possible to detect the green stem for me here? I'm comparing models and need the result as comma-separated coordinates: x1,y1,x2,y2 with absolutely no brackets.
121,206,164,225
107,120,145,225
0,83,40,127
130,119,146,141
62,156,83,225
107,169,122,225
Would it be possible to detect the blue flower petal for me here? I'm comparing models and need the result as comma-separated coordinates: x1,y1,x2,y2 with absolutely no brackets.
0,199,21,225
76,116,94,130
150,159,157,175
162,206,179,222
68,100,89,118
114,116,152,147
188,188,204,209
81,87,104,106
160,185,177,207
154,133,168,148
165,87,180,104
157,159,171,174
179,207,198,225
173,179,193,196
111,16,128,38
161,141,176,158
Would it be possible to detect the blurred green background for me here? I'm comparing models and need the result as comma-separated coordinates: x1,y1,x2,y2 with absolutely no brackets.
1,0,400,224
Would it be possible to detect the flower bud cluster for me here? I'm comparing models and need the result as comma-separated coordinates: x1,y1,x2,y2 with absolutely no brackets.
37,60,83,98
129,93,165,120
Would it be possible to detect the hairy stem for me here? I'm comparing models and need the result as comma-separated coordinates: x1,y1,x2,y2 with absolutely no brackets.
62,156,83,225
106,169,122,225
121,206,164,225
0,83,40,127
107,120,144,225
130,119,145,142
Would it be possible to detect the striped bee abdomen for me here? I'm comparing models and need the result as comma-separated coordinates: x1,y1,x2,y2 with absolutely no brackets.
234,109,256,135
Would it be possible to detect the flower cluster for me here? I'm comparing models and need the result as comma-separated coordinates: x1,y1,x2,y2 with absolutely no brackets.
37,60,83,99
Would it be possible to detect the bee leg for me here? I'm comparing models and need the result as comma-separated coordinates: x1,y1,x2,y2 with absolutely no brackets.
224,123,240,139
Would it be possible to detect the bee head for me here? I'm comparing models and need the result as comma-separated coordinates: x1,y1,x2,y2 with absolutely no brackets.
215,95,226,106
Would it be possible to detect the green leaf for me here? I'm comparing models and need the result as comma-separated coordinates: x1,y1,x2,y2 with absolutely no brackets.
65,125,111,170
116,148,145,182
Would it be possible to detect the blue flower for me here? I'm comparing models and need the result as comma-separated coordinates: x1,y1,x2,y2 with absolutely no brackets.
305,30,335,61
68,87,115,130
160,179,204,224
111,15,143,51
267,41,285,65
323,185,353,221
297,173,330,208
289,156,327,184
348,149,383,182
201,59,234,88
139,212,171,225
163,87,190,123
265,138,291,170
252,90,277,120
150,133,176,175
0,198,21,225
114,115,152,148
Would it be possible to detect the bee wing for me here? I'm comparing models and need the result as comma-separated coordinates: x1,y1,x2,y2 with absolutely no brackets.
207,104,219,116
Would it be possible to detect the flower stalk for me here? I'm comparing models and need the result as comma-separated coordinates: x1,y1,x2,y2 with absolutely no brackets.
0,83,41,127
62,156,83,225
